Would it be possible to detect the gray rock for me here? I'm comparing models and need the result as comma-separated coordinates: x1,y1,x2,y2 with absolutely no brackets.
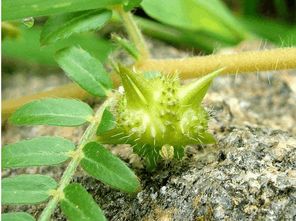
75,127,295,221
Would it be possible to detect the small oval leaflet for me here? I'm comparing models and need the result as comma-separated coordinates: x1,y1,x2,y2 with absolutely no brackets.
2,212,35,221
2,136,75,169
41,9,112,45
55,46,113,97
80,142,140,193
10,98,93,127
2,174,57,204
61,183,106,221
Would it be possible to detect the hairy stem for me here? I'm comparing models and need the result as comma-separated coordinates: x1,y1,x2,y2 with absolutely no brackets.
137,47,296,78
38,100,110,221
115,6,150,59
2,48,296,121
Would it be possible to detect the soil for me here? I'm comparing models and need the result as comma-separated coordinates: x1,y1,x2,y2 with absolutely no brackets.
2,40,296,221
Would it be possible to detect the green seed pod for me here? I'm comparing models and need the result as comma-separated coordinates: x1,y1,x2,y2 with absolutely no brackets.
97,65,222,170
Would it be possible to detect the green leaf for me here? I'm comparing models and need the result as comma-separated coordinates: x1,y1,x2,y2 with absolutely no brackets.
41,9,112,45
80,142,140,193
141,0,249,42
2,174,57,205
55,46,113,97
2,212,35,221
10,98,93,127
2,26,113,66
61,183,106,221
97,108,116,135
2,0,124,21
2,136,75,169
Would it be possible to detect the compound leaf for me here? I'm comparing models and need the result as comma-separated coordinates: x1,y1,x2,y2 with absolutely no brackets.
80,142,140,193
56,46,112,97
41,9,112,45
2,0,124,21
2,136,75,169
10,98,93,127
61,183,106,221
2,212,35,221
2,174,57,205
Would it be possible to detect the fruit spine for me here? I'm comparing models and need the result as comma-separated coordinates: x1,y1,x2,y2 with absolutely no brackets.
97,66,221,170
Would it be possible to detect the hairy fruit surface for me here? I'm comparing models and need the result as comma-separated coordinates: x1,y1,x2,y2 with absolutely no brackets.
97,66,221,170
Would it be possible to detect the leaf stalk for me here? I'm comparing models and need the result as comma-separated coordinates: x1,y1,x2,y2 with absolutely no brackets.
38,99,111,221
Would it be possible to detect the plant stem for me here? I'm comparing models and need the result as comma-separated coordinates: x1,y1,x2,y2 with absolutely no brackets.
137,47,296,78
115,6,150,59
3,48,296,121
38,100,110,221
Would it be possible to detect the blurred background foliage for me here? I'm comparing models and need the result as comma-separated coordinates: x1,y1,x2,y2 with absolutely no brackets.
2,0,296,68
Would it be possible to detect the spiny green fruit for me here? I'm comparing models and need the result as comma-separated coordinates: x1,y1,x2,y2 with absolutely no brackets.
97,66,222,170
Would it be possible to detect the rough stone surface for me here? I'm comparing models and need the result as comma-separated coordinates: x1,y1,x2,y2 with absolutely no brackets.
2,41,296,221
83,127,295,221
